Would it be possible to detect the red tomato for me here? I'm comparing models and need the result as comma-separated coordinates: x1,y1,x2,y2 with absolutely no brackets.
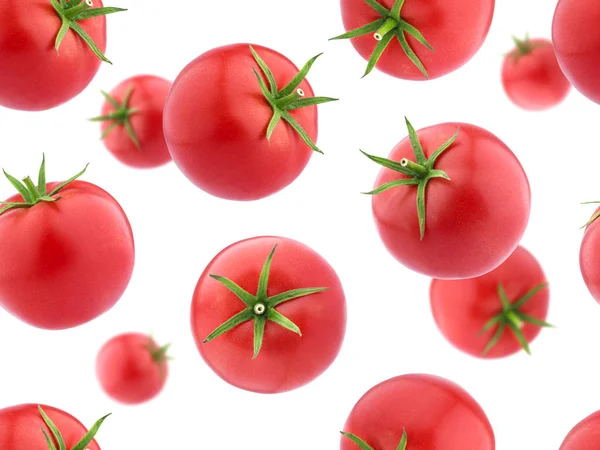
0,404,107,449
560,410,600,450
430,245,551,358
334,0,495,80
190,236,346,393
92,75,173,169
501,36,571,111
365,119,530,279
96,332,170,404
340,374,495,450
164,44,336,201
580,206,600,304
552,0,600,104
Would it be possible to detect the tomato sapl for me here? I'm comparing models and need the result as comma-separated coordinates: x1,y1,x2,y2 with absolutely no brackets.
163,44,337,201
91,75,173,169
0,0,125,111
340,374,495,450
331,0,495,79
579,205,600,304
191,236,346,393
430,245,552,358
0,156,135,329
362,118,530,279
560,410,600,450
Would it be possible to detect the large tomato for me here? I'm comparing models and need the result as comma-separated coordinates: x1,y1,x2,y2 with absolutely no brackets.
580,206,600,304
332,0,495,79
0,157,134,329
340,374,495,450
552,0,600,104
363,118,530,279
560,410,600,450
190,236,347,393
163,44,337,201
0,0,125,111
430,245,552,358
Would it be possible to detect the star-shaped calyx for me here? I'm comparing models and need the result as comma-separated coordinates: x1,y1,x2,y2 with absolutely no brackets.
330,0,434,78
506,33,547,61
89,85,140,148
341,428,408,450
38,405,109,450
203,245,329,359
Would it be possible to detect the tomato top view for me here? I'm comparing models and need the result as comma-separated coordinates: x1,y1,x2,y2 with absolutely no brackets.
90,75,173,169
552,0,600,104
340,374,495,450
362,118,530,279
191,236,347,393
560,410,600,450
0,404,109,449
579,204,600,304
0,0,126,111
331,0,495,79
430,245,552,358
0,156,135,329
163,44,338,201
501,35,571,111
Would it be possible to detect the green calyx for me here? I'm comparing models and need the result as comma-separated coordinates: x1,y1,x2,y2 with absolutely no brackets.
250,45,338,154
480,282,553,356
146,338,172,380
203,244,329,359
50,0,126,64
341,428,408,450
580,201,600,229
38,405,110,450
330,0,434,78
89,85,140,148
361,117,459,240
0,155,88,216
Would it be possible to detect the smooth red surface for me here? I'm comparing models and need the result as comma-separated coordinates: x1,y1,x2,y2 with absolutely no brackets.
560,410,600,449
371,122,530,279
191,236,346,393
96,332,168,404
501,38,571,111
339,0,495,80
99,75,173,168
552,0,600,104
430,245,550,358
163,44,317,201
0,180,135,329
340,374,495,450
0,0,106,111
580,207,600,304
0,404,101,449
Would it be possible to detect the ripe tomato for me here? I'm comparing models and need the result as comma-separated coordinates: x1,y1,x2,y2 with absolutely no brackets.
430,245,552,358
501,36,571,111
190,236,346,393
163,44,337,201
363,118,530,279
579,206,600,304
332,0,494,80
0,404,108,449
340,374,495,450
0,0,125,111
0,158,134,329
560,410,600,450
552,0,600,104
96,332,170,404
91,75,173,169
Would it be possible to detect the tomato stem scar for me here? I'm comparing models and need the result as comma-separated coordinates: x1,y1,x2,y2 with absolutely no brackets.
254,303,266,315
374,17,398,41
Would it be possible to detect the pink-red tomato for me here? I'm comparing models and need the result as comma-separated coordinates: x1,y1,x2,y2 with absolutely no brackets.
580,207,600,304
95,75,173,169
501,37,571,111
430,245,550,358
191,236,347,393
560,410,600,450
341,373,495,450
96,332,170,404
552,0,600,104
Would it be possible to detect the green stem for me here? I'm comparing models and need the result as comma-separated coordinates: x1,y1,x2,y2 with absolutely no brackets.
63,0,92,19
253,303,267,315
22,177,41,201
506,310,523,328
401,158,428,178
375,17,398,40
275,89,304,109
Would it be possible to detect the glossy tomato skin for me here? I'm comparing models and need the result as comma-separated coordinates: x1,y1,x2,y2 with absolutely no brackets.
372,123,530,279
501,38,571,110
560,410,600,450
552,0,600,104
430,245,549,358
341,374,495,450
96,332,168,404
163,44,317,201
100,75,173,168
0,404,101,449
580,207,600,304
339,0,495,80
191,236,346,393
0,180,134,329
0,0,106,111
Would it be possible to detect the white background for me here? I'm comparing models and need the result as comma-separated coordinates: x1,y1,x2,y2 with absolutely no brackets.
0,0,598,448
